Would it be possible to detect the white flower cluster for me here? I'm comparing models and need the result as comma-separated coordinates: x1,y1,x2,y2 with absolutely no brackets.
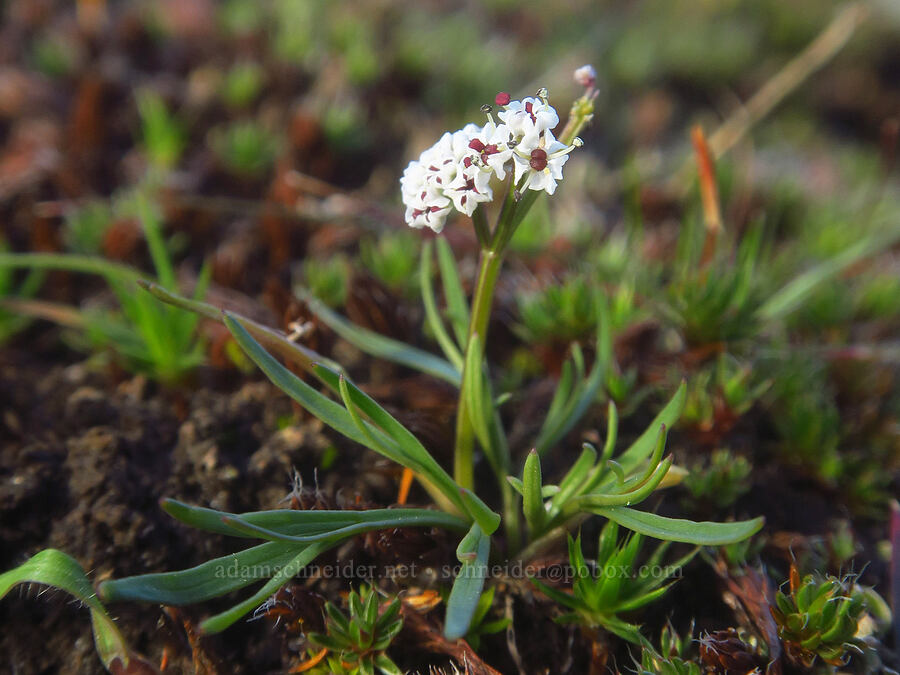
401,90,581,232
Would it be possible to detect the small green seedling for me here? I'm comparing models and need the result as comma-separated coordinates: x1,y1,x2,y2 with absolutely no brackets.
0,190,208,383
221,61,265,108
359,231,420,297
516,273,600,346
636,623,702,675
533,523,698,644
684,449,752,509
136,90,187,170
303,585,404,675
0,237,44,344
303,255,351,308
62,199,115,255
210,120,279,177
771,565,865,668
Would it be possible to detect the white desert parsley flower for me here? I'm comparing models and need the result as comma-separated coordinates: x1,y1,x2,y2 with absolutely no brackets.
509,128,582,196
400,131,457,232
400,88,583,230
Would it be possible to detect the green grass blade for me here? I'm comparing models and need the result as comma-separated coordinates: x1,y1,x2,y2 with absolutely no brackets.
759,228,900,321
135,190,175,290
0,252,142,282
593,507,764,545
444,525,491,640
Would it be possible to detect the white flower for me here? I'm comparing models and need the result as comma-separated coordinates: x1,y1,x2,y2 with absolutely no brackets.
510,129,574,196
463,121,514,181
497,96,559,151
400,130,465,232
400,88,583,228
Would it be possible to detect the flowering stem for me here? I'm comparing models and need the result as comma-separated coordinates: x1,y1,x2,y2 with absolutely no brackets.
471,206,491,249
453,248,503,490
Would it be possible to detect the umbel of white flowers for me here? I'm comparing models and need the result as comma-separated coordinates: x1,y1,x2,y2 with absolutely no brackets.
401,89,583,232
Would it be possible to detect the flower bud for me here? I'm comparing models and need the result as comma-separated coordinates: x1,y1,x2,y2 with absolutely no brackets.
574,64,596,88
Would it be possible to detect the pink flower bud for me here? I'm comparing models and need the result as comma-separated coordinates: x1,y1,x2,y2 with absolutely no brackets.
574,64,596,88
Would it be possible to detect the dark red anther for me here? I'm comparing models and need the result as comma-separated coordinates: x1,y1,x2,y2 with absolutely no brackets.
468,138,486,152
529,148,548,171
524,101,536,123
463,157,473,168
495,92,511,106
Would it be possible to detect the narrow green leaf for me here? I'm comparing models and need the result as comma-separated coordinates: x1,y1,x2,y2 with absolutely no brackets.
99,541,306,605
531,578,589,611
219,509,469,544
444,526,491,640
760,227,900,321
0,252,142,282
456,523,482,561
577,456,673,507
225,314,465,512
224,313,373,444
135,190,175,290
458,488,500,536
199,540,334,633
462,333,492,452
374,653,404,675
162,499,466,538
435,236,471,347
420,240,464,370
523,449,545,532
318,363,463,511
616,382,686,474
540,359,575,439
142,281,351,379
549,444,597,514
534,323,608,457
594,507,764,545
0,549,146,673
298,288,461,386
